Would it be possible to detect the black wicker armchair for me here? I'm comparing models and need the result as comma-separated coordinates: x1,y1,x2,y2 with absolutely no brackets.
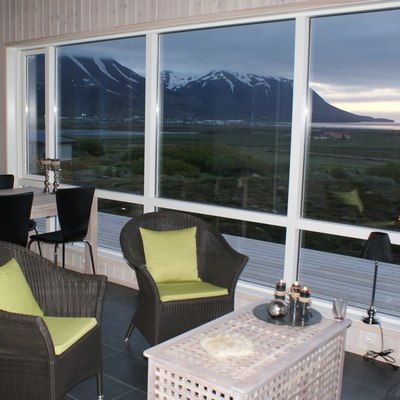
0,241,107,400
120,211,249,346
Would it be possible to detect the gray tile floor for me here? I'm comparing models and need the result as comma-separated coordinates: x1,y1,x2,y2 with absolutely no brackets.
65,282,399,400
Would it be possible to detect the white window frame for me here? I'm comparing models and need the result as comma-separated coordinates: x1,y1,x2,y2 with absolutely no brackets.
7,0,400,328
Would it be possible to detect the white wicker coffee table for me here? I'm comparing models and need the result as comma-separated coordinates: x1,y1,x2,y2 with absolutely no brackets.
144,300,351,400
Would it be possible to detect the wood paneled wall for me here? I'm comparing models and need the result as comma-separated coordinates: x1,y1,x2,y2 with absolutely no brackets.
0,0,319,43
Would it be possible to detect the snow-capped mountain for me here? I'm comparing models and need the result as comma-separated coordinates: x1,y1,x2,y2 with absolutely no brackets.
58,55,145,119
160,70,199,91
52,55,391,124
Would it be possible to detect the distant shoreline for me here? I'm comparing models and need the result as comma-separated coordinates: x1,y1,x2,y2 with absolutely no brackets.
311,122,400,131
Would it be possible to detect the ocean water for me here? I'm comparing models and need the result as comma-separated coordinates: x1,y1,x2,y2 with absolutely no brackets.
311,122,400,131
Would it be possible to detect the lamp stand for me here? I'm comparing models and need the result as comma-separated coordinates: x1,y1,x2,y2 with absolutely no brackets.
362,306,379,325
362,260,379,325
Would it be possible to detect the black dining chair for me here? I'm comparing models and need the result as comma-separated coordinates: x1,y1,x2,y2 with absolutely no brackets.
28,186,97,274
0,192,33,247
0,174,42,254
0,174,14,189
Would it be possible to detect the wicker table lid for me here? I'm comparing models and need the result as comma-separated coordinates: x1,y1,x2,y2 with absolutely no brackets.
146,301,351,384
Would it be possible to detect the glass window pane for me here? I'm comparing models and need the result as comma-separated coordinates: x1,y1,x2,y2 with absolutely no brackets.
303,9,400,230
98,199,143,251
298,231,400,318
158,21,295,214
26,53,45,174
160,208,286,288
56,37,146,193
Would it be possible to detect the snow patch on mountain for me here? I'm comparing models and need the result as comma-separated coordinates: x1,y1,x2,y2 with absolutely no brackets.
198,70,237,93
113,63,141,84
161,71,199,91
92,58,119,83
70,56,101,85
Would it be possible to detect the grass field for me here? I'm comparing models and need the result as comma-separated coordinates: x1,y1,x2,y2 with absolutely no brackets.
45,123,400,248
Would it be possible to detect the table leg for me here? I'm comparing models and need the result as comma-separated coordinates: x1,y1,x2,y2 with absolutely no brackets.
85,196,98,274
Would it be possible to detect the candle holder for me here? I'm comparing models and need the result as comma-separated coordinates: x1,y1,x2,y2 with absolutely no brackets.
51,159,61,193
299,287,311,325
41,158,52,193
274,280,287,301
289,281,301,324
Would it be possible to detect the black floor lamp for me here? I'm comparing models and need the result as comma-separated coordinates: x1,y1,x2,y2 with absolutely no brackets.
361,232,393,325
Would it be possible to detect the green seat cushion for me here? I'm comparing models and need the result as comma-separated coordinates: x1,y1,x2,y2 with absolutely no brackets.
0,258,44,316
157,281,228,302
139,226,200,283
43,316,97,355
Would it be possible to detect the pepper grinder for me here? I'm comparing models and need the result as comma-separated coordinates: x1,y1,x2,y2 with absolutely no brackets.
41,158,51,193
51,159,61,193
289,281,301,324
299,286,311,325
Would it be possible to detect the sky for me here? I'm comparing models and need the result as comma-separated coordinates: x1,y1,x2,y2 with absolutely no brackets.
309,9,400,122
59,7,400,122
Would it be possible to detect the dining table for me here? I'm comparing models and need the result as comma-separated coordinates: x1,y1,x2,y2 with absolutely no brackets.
0,186,97,273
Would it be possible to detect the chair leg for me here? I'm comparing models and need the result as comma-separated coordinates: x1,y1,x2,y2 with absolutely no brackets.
27,237,42,256
33,227,42,256
124,315,136,343
62,242,66,269
83,239,96,275
96,371,104,400
54,243,59,267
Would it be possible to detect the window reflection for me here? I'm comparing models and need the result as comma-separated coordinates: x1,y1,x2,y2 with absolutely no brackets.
299,231,400,318
26,53,45,174
303,9,400,231
98,199,143,251
56,37,146,193
158,21,295,214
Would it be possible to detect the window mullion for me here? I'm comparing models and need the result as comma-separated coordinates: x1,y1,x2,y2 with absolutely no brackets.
143,32,159,213
283,15,310,284
45,46,56,159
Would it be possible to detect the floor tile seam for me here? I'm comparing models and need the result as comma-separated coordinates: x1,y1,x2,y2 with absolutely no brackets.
103,372,147,394
102,333,131,345
112,389,144,400
102,318,132,328
101,318,130,328
102,348,124,360
121,349,149,362
342,373,399,389
103,300,136,308
102,348,149,363
64,394,79,400
101,332,150,352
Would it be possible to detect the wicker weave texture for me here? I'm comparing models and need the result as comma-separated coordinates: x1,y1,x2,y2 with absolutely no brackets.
120,211,249,345
0,241,107,400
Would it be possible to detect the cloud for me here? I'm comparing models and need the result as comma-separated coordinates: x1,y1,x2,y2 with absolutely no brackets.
58,8,400,121
59,36,146,74
309,8,400,91
160,20,295,77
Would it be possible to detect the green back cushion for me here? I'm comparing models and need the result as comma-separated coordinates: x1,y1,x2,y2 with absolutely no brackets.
157,281,228,302
43,316,97,355
0,258,44,316
139,226,199,283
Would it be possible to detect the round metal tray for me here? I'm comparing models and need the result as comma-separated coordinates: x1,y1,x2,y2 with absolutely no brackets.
253,303,322,327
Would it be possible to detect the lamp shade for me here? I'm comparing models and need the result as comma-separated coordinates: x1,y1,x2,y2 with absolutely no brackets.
361,232,393,263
